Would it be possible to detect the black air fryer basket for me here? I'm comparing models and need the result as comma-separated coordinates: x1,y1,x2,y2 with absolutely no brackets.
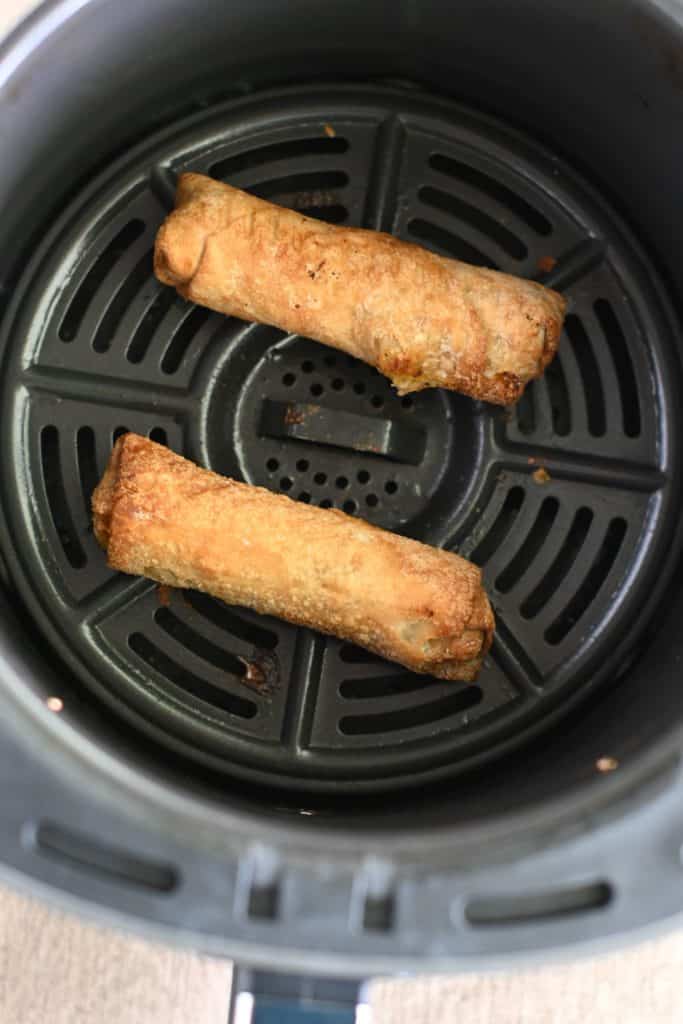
2,0,683,1017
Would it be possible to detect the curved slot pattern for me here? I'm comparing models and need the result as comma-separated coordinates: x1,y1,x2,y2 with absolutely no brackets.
250,170,348,204
127,288,176,364
545,518,627,644
466,882,611,926
515,385,536,435
155,606,247,678
340,686,482,735
41,426,86,569
470,486,525,565
292,204,347,224
407,218,497,269
209,136,349,180
340,674,434,700
428,153,552,236
338,643,385,665
520,507,594,620
564,314,606,436
161,306,213,374
496,497,559,594
594,298,641,437
92,249,152,354
419,185,527,260
129,632,257,718
182,590,279,650
544,355,571,436
76,426,99,518
35,821,178,892
59,219,145,341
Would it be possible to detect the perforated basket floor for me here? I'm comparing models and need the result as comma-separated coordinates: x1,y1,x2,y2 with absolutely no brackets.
0,84,679,793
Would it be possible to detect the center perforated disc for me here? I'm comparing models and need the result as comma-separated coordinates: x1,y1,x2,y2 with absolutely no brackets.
0,84,678,793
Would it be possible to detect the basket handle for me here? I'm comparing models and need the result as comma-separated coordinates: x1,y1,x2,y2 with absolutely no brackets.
228,966,369,1023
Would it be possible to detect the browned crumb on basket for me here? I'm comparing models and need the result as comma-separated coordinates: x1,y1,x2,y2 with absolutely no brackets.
157,583,172,606
532,467,551,484
238,652,279,696
596,756,619,772
537,255,558,273
323,123,336,137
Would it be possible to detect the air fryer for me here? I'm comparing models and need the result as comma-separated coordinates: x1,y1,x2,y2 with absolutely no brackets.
1,0,683,1019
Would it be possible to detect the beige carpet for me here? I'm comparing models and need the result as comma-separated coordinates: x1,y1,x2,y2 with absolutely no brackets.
1,884,683,1023
0,887,231,1024
3,2,683,1021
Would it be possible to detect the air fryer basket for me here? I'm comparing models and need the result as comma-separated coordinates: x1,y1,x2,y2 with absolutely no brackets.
2,0,683,992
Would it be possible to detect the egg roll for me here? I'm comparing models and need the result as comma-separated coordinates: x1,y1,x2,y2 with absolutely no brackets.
154,172,565,405
92,434,494,681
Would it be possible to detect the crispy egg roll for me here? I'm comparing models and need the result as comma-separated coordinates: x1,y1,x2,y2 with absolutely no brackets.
154,172,565,405
93,434,494,681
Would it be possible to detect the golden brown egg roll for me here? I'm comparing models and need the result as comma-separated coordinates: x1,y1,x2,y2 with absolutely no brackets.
92,434,494,681
154,172,565,405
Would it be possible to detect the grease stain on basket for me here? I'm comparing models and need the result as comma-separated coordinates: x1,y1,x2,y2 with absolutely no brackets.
284,404,317,426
